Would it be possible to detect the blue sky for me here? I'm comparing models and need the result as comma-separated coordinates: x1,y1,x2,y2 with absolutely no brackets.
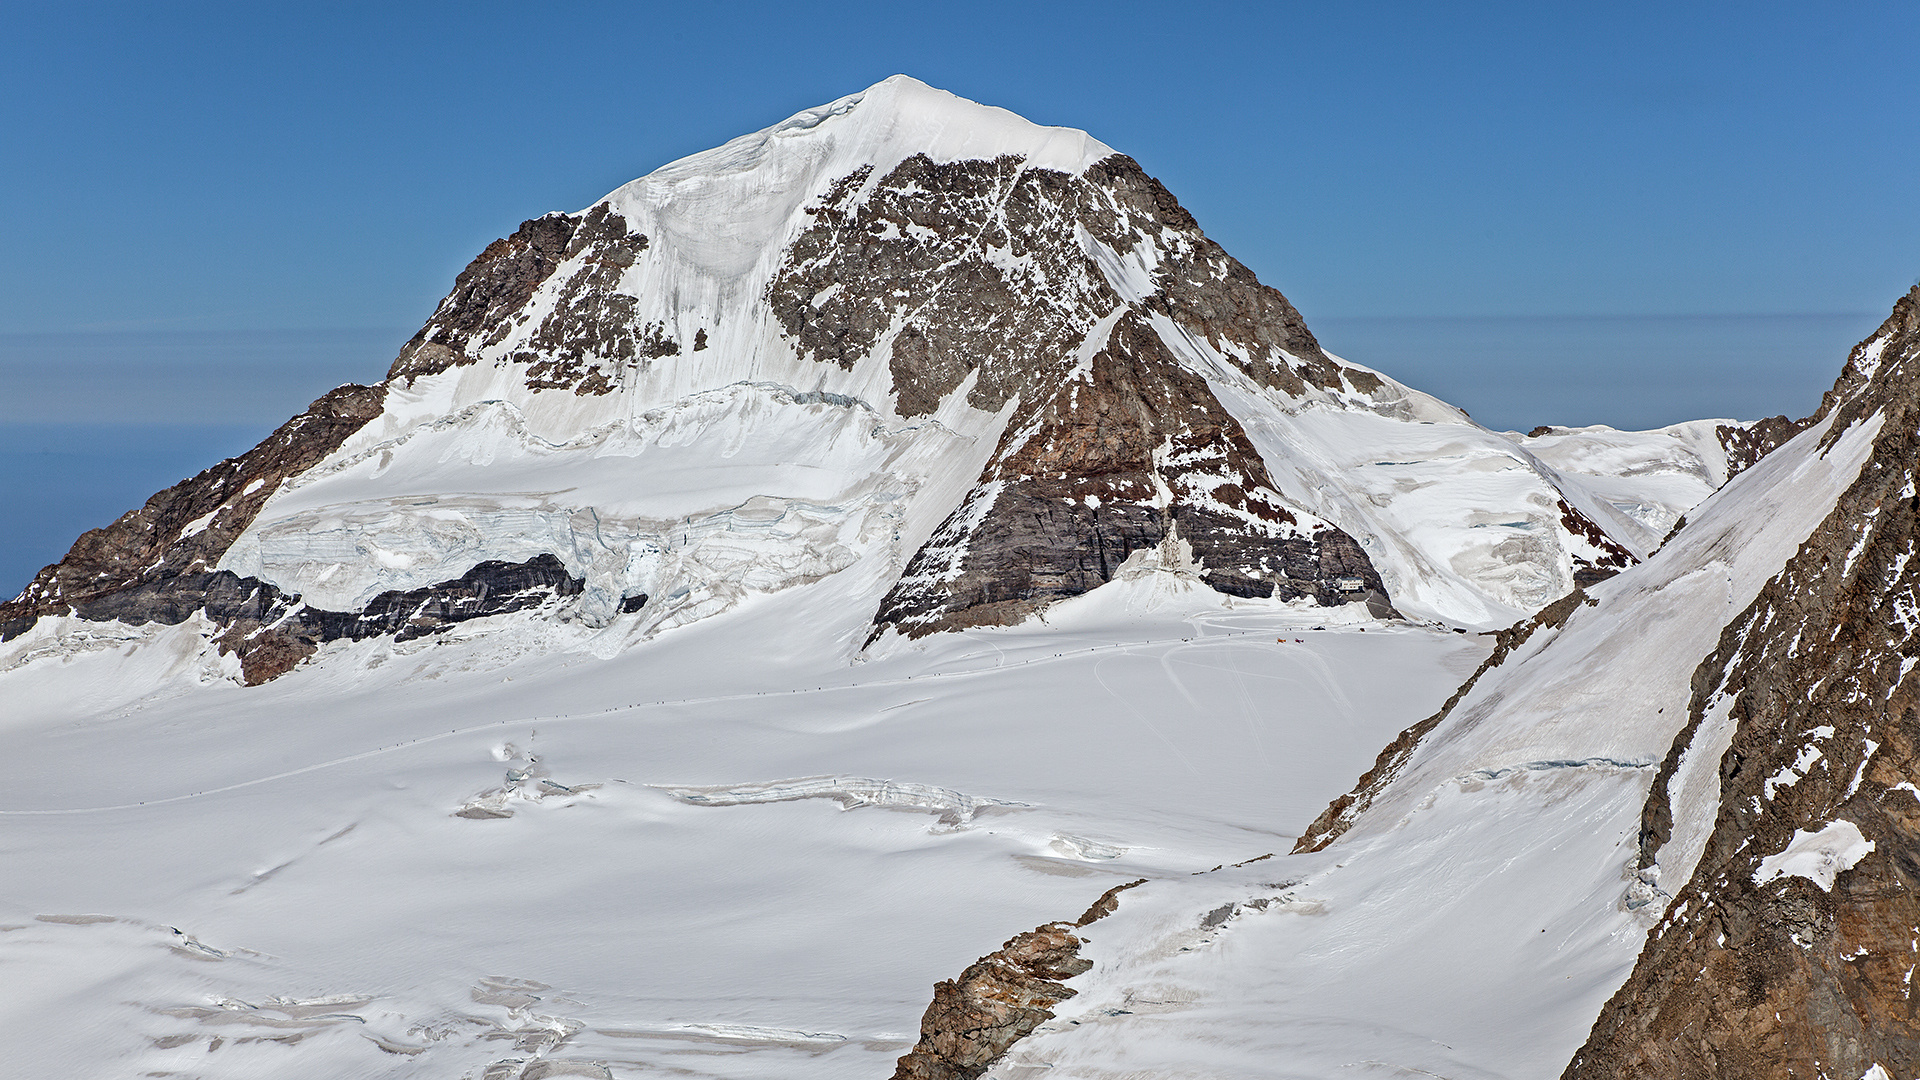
2,1,1916,590
6,1,1915,332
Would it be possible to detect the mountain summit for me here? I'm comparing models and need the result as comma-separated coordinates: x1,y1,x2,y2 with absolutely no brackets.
3,76,1664,683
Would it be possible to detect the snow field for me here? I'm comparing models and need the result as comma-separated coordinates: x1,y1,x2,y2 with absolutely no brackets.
0,560,1484,1078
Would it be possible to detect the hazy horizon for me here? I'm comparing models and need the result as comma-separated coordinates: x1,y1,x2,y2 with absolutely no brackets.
0,308,1887,597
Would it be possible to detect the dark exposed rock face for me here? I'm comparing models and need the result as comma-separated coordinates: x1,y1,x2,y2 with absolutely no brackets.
874,311,1385,636
386,203,675,394
27,556,585,686
769,152,1348,419
216,555,586,685
0,383,387,643
770,152,1397,636
1717,414,1806,480
892,879,1143,1080
769,155,1117,414
1293,587,1595,853
1559,498,1636,587
388,214,580,382
1565,286,1920,1079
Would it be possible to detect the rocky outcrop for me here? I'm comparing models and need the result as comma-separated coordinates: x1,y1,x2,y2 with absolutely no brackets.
386,203,678,394
224,555,588,684
386,214,580,382
518,202,674,394
1565,286,1920,1080
891,880,1143,1080
770,155,1109,413
1559,498,1636,587
0,383,387,642
1716,414,1805,479
1709,310,1919,484
1083,155,1342,397
8,555,583,686
874,311,1385,636
202,555,591,685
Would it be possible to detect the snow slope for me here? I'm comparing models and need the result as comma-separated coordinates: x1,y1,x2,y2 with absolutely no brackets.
1512,419,1737,548
987,379,1882,1078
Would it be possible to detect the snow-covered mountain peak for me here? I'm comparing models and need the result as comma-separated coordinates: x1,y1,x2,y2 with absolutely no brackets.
1,78,1718,684
636,75,1114,193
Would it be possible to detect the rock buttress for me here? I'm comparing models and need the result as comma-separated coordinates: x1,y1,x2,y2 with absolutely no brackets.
873,311,1386,636
213,555,587,685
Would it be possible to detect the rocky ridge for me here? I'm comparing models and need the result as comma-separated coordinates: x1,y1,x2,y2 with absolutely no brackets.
0,385,386,643
1565,287,1920,1079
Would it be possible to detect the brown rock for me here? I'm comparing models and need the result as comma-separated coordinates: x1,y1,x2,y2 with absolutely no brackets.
0,382,386,642
874,311,1386,637
892,880,1145,1080
387,213,579,382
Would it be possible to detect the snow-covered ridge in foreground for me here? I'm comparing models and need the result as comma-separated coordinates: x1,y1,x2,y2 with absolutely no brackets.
986,294,1917,1080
